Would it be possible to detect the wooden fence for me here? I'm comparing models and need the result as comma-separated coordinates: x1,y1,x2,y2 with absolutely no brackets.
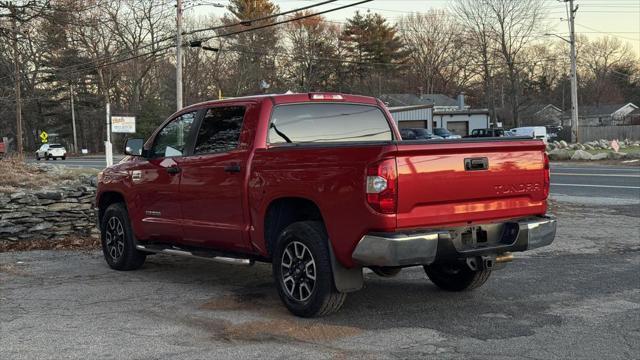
578,125,640,142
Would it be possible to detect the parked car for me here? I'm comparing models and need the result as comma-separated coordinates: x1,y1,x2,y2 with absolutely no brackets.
510,127,548,143
96,93,555,317
36,143,67,160
399,128,443,140
433,127,462,139
466,128,506,138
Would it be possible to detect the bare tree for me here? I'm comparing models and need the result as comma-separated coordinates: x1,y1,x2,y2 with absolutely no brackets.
451,0,498,123
579,35,636,105
399,10,469,97
484,0,548,127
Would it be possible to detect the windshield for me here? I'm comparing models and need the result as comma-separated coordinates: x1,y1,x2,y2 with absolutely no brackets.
433,128,450,136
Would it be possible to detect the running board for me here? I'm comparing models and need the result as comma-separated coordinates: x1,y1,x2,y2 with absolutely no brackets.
136,245,253,266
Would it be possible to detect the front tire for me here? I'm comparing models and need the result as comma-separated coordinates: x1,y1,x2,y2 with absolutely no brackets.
36,154,40,161
100,203,146,271
424,261,491,291
272,221,346,317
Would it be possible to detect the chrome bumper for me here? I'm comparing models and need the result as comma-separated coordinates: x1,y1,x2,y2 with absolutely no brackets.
352,215,557,267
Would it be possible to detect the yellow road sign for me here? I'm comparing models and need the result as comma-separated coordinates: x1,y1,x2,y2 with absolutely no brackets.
40,131,48,143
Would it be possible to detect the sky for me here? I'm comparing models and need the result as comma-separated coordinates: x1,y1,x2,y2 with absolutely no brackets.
188,0,640,57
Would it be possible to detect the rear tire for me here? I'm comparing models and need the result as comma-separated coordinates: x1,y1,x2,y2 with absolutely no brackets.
424,261,491,291
100,203,146,271
272,221,346,317
61,156,66,160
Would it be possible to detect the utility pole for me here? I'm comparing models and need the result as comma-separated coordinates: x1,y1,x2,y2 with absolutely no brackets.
10,3,23,155
176,0,183,111
70,84,78,154
567,0,579,143
105,103,113,167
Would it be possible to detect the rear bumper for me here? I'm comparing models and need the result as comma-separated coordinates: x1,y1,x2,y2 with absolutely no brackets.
352,215,556,267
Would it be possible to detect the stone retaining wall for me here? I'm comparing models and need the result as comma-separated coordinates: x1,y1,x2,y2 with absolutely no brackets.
0,178,98,241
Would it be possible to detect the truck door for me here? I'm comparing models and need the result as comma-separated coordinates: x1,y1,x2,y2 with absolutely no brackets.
178,105,251,252
134,111,198,243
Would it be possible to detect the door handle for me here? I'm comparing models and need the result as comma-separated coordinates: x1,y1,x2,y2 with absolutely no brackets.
224,164,241,173
166,165,181,175
464,157,488,171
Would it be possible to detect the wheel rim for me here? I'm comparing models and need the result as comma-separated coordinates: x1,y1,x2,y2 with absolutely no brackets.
281,241,316,302
105,216,125,261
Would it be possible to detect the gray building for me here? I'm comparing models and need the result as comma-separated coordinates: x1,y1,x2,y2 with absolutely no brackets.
383,93,489,136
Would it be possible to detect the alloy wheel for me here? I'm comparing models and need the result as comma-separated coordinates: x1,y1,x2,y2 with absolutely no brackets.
105,216,125,261
281,241,316,302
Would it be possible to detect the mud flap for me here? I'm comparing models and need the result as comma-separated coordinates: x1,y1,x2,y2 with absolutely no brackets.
328,243,363,293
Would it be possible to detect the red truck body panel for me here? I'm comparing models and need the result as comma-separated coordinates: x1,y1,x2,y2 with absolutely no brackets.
97,93,549,268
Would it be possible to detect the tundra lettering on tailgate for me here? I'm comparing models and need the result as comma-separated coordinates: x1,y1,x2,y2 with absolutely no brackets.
494,182,542,195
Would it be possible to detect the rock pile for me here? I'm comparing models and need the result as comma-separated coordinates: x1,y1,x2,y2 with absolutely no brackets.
545,138,640,161
547,138,640,152
0,176,98,241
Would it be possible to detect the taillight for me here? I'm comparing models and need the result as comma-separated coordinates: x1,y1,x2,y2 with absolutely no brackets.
366,159,397,214
543,152,550,198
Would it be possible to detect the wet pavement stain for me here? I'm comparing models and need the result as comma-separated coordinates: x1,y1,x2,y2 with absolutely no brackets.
221,319,362,343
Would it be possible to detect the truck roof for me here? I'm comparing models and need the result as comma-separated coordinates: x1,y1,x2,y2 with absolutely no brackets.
179,93,380,114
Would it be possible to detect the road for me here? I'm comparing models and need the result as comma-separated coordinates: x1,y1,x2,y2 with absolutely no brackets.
26,155,124,169
550,163,640,203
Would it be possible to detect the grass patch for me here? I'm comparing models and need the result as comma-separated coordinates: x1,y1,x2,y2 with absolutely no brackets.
0,156,98,193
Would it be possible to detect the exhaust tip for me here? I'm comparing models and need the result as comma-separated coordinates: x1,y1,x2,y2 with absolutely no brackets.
496,253,514,263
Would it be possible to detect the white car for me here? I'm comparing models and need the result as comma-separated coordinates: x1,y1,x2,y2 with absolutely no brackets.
510,127,548,143
36,143,67,160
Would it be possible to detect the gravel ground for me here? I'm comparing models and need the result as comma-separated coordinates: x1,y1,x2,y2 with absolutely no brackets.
1,200,639,359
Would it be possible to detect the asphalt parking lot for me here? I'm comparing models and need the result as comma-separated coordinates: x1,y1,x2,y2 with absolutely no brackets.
2,164,639,359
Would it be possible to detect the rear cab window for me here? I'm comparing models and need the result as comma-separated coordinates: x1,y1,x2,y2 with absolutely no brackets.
268,103,393,145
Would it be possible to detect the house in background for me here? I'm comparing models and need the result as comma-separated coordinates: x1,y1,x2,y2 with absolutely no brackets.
520,104,563,126
567,103,639,126
382,93,490,136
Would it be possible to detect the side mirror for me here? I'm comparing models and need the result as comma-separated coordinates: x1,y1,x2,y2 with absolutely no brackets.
124,138,144,156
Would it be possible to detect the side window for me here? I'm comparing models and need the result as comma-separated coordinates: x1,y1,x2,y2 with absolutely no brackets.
193,106,245,155
152,112,196,158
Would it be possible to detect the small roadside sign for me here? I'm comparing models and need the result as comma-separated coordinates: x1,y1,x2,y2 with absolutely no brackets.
40,131,48,143
111,116,136,133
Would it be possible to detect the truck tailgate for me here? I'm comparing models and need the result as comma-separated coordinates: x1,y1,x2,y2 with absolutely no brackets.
395,139,548,229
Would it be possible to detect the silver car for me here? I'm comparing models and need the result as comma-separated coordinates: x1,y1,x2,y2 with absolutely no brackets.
36,143,67,160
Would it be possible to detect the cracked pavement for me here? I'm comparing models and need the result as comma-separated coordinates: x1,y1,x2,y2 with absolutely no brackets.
1,198,639,359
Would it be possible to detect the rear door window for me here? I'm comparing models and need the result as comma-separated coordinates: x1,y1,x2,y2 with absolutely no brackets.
193,106,246,154
268,103,392,144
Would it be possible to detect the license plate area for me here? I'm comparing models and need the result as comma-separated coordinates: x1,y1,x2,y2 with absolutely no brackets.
450,223,518,252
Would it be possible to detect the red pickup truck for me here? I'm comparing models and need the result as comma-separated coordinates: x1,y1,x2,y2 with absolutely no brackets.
96,93,556,317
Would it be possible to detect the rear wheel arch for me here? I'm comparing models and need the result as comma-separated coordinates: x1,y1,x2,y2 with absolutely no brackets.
264,197,364,294
264,197,325,258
